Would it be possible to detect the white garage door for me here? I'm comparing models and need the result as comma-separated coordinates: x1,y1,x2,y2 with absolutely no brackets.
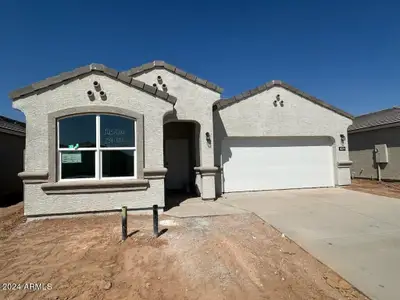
222,137,335,192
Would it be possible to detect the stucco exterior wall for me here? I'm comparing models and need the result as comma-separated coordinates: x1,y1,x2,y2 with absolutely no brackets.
214,86,352,195
136,69,221,198
13,73,173,217
349,126,400,180
0,132,25,197
23,179,164,216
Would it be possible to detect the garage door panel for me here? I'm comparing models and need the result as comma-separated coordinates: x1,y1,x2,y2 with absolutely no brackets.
222,137,334,192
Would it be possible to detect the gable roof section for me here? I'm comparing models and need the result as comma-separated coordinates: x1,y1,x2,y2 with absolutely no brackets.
214,80,353,119
0,115,26,136
122,60,224,94
348,107,400,132
9,63,177,105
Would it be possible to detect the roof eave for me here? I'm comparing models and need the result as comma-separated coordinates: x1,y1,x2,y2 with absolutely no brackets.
122,60,224,94
9,63,177,105
214,80,353,120
348,121,400,133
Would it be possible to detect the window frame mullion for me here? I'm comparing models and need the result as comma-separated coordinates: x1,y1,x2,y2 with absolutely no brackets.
96,115,101,180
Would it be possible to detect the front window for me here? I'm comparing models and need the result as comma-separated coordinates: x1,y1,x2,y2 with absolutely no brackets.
57,114,136,180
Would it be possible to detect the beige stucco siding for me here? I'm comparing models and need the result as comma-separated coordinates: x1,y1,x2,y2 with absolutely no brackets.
214,86,352,194
23,179,164,216
349,126,400,180
136,69,220,167
13,73,173,217
136,69,221,198
0,132,25,197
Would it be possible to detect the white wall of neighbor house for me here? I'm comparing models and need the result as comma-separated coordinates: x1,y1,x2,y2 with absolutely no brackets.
136,69,221,198
13,73,173,217
213,86,352,195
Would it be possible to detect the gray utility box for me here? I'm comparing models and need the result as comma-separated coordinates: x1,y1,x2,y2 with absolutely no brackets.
375,144,389,163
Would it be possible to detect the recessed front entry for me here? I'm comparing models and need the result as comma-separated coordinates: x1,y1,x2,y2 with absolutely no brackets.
165,139,190,189
222,137,335,192
163,121,200,194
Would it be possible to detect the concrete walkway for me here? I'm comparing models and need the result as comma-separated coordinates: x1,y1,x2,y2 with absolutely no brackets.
217,188,400,300
165,196,245,218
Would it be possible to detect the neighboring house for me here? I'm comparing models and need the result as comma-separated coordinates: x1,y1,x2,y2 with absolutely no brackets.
348,107,400,180
9,61,353,219
0,115,25,200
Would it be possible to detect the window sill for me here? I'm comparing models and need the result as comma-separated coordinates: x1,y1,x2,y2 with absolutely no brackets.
41,179,149,195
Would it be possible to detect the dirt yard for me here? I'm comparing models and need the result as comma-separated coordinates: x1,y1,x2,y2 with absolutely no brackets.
345,178,400,199
0,201,25,240
0,206,368,300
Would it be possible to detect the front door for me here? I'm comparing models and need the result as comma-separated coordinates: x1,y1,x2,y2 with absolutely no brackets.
165,139,190,190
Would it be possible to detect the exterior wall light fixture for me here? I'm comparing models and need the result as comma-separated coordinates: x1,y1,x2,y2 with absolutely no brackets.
205,132,212,147
340,134,346,144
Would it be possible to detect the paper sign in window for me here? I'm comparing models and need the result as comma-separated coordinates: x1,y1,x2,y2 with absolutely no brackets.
61,152,82,164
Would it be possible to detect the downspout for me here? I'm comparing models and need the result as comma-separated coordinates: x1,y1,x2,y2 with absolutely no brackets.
377,163,382,182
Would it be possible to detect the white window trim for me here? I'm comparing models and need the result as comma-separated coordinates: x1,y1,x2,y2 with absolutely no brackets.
57,114,137,182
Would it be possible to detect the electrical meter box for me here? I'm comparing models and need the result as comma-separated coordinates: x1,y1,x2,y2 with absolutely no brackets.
375,144,389,163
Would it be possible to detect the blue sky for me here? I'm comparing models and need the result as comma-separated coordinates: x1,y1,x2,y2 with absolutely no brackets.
1,0,399,122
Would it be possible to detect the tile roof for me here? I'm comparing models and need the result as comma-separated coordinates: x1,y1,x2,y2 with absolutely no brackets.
9,64,177,104
0,115,26,135
122,61,224,94
348,107,400,132
213,80,353,119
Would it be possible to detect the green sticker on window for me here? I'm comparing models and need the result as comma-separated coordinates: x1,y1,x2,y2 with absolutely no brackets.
68,143,79,149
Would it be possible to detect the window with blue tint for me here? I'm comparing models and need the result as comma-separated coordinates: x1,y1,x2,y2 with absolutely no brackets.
100,115,135,148
59,115,96,148
57,114,137,181
61,151,95,179
102,150,134,177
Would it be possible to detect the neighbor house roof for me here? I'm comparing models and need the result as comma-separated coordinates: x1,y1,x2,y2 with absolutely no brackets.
9,64,177,104
348,107,400,133
122,60,224,94
0,115,26,136
213,80,353,119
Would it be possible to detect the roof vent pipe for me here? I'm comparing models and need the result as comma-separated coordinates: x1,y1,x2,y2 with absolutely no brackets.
93,81,101,91
99,90,107,101
87,90,95,101
157,76,163,84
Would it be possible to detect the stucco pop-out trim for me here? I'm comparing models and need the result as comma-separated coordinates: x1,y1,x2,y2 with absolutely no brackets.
9,63,178,104
214,80,353,120
143,168,168,180
123,60,224,94
47,106,144,183
194,166,219,176
337,161,353,168
41,179,149,195
18,171,49,184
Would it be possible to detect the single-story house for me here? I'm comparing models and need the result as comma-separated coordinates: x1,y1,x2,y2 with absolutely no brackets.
0,115,25,202
349,107,400,180
9,61,353,219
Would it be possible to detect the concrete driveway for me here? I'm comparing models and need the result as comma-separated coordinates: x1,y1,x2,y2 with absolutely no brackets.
218,188,400,300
